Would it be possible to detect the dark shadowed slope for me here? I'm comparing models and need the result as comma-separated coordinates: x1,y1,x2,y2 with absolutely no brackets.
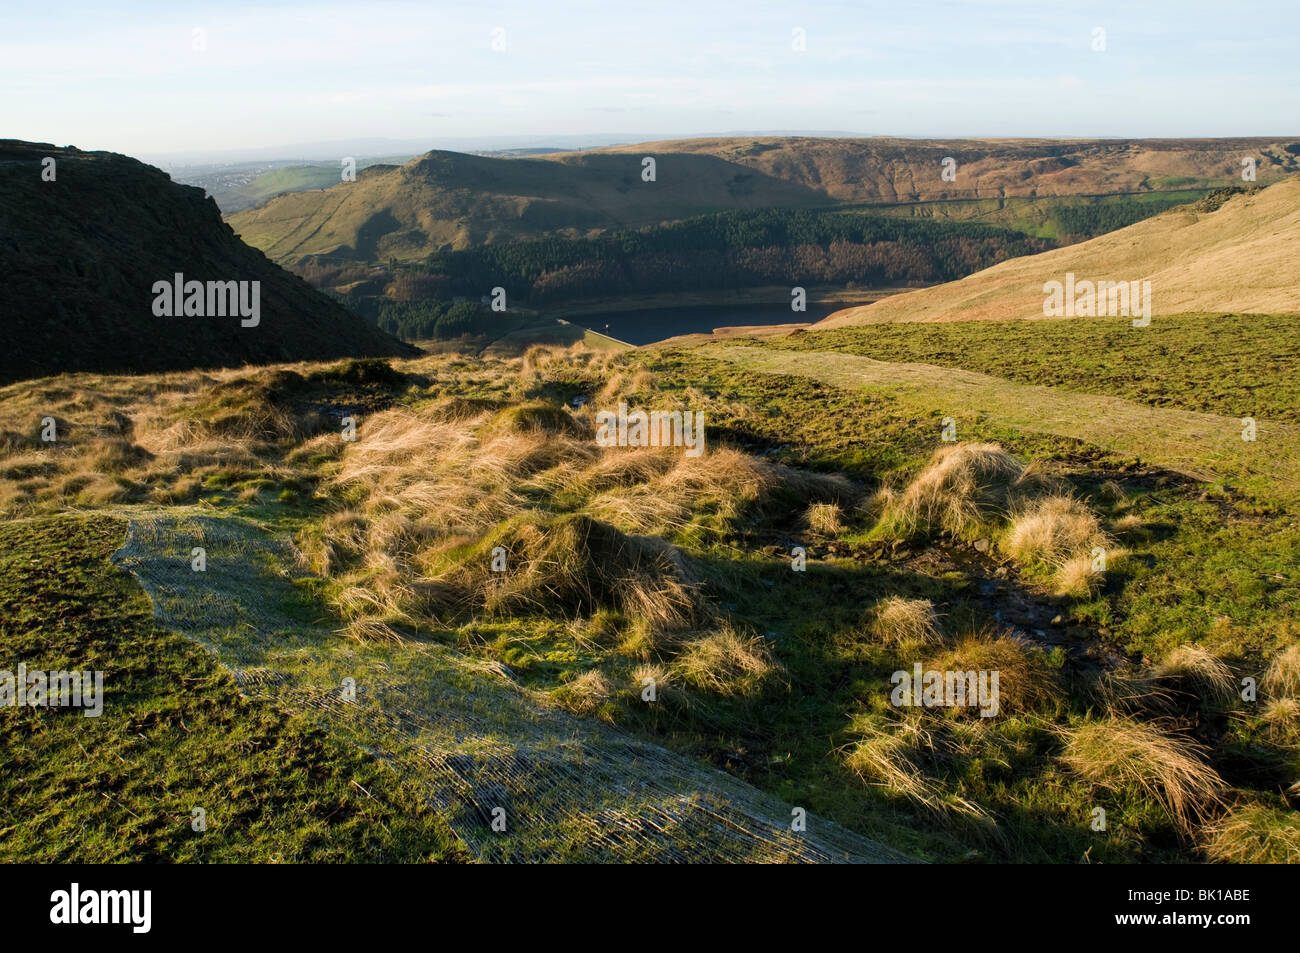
0,141,415,384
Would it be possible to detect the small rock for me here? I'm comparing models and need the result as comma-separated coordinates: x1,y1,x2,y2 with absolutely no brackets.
973,538,991,553
1051,615,1063,626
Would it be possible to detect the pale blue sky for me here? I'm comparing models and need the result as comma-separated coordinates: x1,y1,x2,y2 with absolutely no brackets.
2,0,1296,158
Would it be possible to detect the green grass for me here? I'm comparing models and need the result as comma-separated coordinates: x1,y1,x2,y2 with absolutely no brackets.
773,313,1300,420
636,345,1300,655
5,337,1297,863
608,344,1298,859
0,514,468,863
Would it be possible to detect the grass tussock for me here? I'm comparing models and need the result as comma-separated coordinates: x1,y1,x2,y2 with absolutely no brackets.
923,629,1058,716
1060,718,1226,835
870,596,946,649
553,668,616,718
1154,645,1237,706
470,514,702,630
845,719,944,807
1202,805,1300,863
844,718,990,819
1004,494,1114,596
874,442,1041,541
804,501,845,536
631,662,684,707
671,624,778,697
1263,645,1300,698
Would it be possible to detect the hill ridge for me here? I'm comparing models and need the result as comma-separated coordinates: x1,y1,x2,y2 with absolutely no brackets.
0,140,413,383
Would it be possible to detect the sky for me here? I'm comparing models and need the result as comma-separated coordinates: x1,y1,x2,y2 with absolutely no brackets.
2,0,1297,161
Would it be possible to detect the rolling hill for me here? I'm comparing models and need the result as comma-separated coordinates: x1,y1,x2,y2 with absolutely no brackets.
0,140,414,383
590,135,1300,204
227,135,1299,268
816,177,1300,327
227,149,828,263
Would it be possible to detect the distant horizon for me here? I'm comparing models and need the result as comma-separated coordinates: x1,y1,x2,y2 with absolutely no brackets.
4,0,1296,158
11,130,1300,171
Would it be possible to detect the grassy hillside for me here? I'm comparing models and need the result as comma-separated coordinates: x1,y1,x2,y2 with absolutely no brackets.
218,157,415,212
0,513,468,863
776,313,1300,419
227,149,828,262
229,137,1299,267
0,140,414,384
819,179,1300,326
2,336,1297,862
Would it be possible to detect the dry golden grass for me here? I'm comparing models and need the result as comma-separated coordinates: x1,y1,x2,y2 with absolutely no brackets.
819,176,1300,327
1060,717,1226,835
0,356,423,516
1053,555,1102,599
870,596,946,648
1112,512,1146,537
412,513,703,633
1154,645,1237,706
630,662,683,707
923,629,1058,716
1202,805,1300,863
587,446,851,536
313,373,857,646
1086,666,1180,718
553,668,616,717
1004,494,1113,596
845,718,943,807
1260,697,1300,746
875,442,1038,540
671,624,778,697
594,368,657,406
805,501,845,536
1264,645,1300,698
844,717,991,819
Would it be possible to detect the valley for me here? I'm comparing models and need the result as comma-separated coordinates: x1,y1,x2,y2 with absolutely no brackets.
3,124,1298,871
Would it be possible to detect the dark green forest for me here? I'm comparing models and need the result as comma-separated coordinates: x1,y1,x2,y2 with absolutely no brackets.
302,199,1204,341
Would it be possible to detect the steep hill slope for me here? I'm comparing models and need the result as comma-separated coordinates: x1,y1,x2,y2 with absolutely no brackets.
0,140,414,383
817,178,1300,327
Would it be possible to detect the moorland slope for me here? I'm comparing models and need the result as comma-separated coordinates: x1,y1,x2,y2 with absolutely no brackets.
818,177,1300,326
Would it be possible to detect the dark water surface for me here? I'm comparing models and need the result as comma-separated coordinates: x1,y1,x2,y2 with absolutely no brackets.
567,303,848,346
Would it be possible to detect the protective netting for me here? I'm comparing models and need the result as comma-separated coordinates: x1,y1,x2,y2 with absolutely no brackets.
112,513,913,863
